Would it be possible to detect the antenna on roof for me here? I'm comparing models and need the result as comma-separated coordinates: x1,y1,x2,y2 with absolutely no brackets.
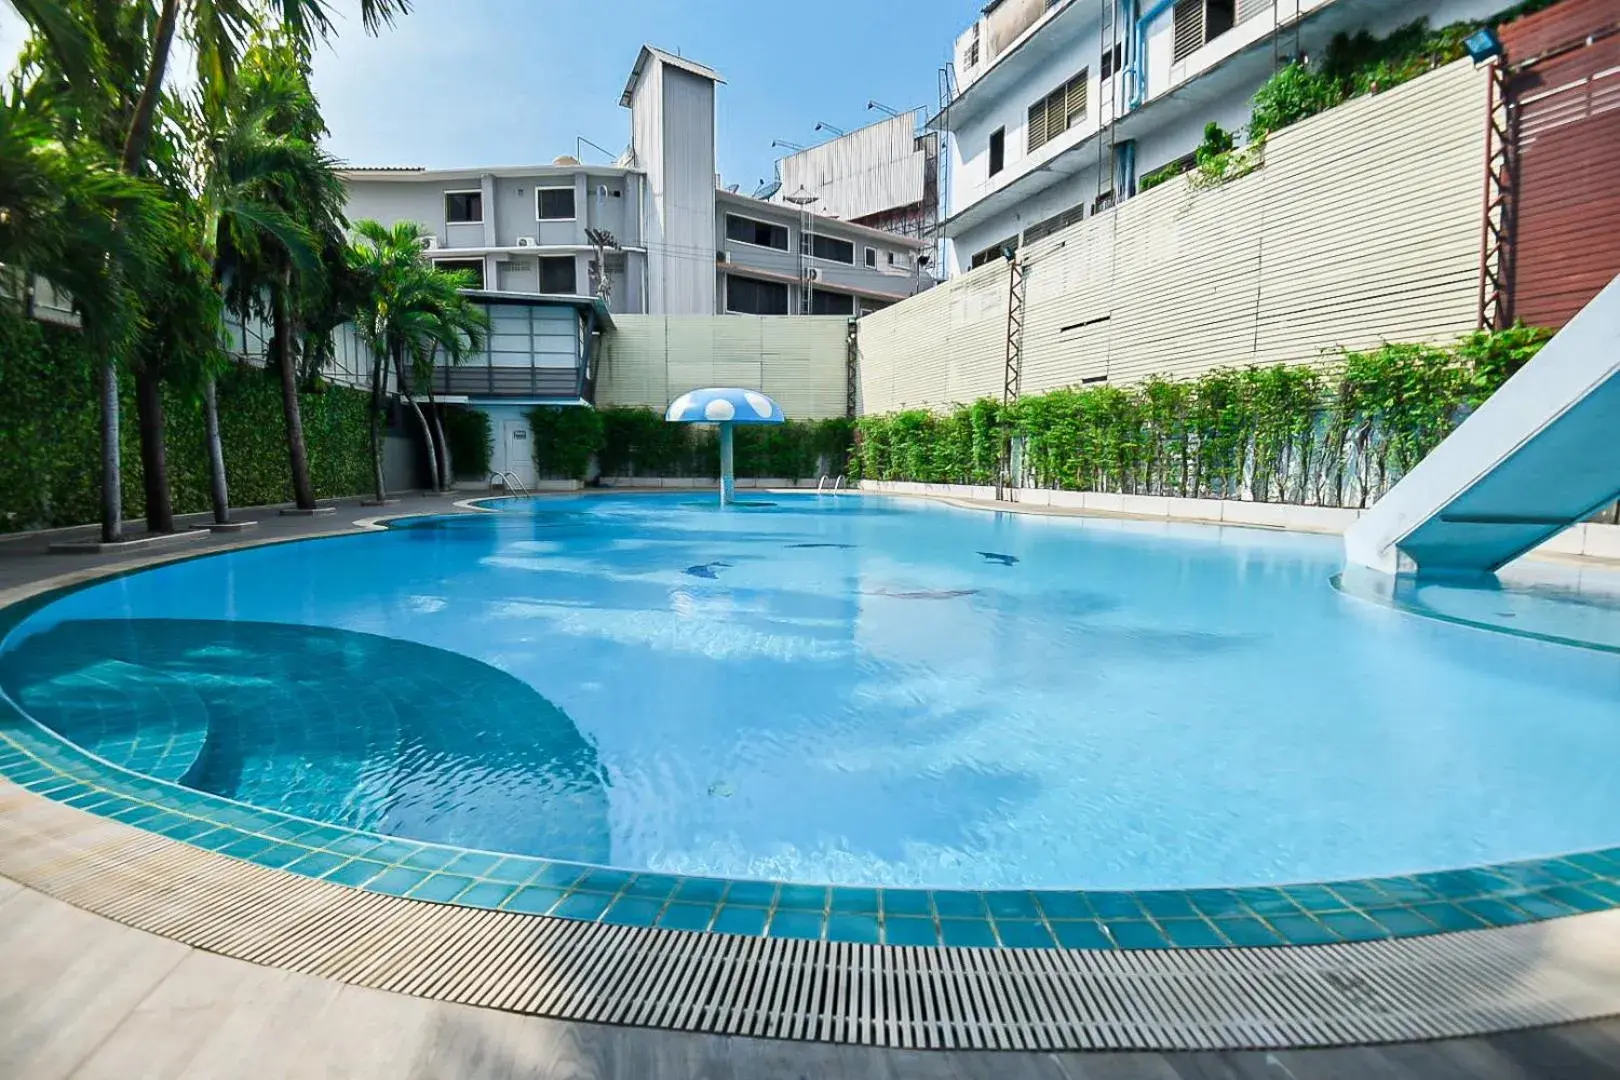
866,101,900,117
771,139,805,152
813,121,846,136
576,136,616,163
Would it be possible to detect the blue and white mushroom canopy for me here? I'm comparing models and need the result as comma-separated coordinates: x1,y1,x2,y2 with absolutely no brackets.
664,387,785,425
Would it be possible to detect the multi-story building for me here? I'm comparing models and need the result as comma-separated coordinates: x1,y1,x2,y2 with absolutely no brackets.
936,0,1515,274
341,46,925,324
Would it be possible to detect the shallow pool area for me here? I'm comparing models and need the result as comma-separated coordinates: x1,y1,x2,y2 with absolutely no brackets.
3,492,1618,915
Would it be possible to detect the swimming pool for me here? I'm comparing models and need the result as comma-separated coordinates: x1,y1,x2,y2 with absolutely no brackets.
2,492,1618,948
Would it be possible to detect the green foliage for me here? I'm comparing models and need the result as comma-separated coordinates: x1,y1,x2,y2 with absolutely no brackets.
0,309,371,532
595,408,855,481
1137,159,1185,193
1249,19,1475,142
527,405,605,482
852,326,1549,508
441,406,492,479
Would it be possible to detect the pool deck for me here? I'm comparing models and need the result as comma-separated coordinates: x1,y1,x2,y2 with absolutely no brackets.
4,492,1620,1077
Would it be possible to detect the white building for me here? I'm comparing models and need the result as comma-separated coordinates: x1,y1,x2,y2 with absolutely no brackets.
937,0,1515,274
341,46,926,327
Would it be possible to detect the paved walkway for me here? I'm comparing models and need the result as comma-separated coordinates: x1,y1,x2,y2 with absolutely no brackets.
3,496,1620,1077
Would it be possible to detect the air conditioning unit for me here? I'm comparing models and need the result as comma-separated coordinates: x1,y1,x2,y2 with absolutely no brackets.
515,236,538,248
419,235,440,250
716,250,730,264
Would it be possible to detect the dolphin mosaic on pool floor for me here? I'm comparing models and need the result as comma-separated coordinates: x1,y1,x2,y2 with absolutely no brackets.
3,699,1618,951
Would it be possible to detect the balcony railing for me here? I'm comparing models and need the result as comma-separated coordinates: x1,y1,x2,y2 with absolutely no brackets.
426,364,583,399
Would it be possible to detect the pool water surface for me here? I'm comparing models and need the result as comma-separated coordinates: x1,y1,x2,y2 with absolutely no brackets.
3,493,1618,905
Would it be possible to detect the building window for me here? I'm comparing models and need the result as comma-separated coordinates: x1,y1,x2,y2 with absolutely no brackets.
805,234,855,264
864,246,877,268
1101,42,1124,80
432,258,485,289
989,127,1006,176
444,190,482,224
1173,0,1235,64
726,275,789,315
969,236,1018,269
537,186,576,220
967,23,980,67
811,291,855,315
726,213,790,251
538,256,576,294
1027,70,1088,153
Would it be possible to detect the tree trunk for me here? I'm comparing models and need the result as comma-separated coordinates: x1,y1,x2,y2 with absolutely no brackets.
369,347,388,502
203,375,230,525
394,354,439,494
134,366,174,532
273,273,317,509
99,361,122,543
120,0,180,173
428,394,450,490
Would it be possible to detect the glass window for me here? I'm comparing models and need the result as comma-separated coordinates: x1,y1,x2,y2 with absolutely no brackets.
726,276,789,315
864,247,877,268
537,187,576,220
989,127,1005,176
444,191,482,224
432,258,485,289
725,214,790,251
806,234,855,264
539,257,576,294
811,291,854,315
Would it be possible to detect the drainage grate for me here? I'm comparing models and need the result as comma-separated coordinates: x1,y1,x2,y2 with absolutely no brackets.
1,779,1618,1051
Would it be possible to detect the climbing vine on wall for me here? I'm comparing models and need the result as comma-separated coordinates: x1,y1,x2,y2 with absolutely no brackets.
851,326,1550,508
0,309,372,533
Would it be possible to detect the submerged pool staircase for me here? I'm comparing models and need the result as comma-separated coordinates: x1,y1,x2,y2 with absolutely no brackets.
1344,273,1620,576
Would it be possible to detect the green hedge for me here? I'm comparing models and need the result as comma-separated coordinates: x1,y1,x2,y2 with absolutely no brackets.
0,308,373,532
524,404,855,482
441,406,493,479
852,326,1548,509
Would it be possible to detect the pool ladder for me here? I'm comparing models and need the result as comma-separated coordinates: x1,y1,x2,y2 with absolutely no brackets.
490,471,531,498
816,475,846,492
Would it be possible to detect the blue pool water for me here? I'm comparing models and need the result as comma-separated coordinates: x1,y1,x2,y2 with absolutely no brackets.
2,493,1617,893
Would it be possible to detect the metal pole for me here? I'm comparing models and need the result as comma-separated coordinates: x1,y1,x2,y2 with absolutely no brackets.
719,423,735,506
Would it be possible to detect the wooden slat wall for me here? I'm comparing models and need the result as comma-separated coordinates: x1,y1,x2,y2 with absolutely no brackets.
1504,7,1620,330
854,59,1489,413
597,315,850,419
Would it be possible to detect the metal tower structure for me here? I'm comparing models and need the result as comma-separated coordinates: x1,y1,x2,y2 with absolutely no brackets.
785,187,819,314
1478,56,1517,330
933,63,957,274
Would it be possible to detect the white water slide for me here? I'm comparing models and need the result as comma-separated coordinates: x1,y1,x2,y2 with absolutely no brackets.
1344,273,1620,576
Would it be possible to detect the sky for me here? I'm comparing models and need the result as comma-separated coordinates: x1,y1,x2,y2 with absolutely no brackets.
2,1,976,189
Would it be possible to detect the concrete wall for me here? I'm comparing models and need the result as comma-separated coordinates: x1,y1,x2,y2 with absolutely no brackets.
860,59,1488,413
597,315,849,419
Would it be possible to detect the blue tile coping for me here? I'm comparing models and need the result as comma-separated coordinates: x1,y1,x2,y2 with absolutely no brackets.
5,707,1620,951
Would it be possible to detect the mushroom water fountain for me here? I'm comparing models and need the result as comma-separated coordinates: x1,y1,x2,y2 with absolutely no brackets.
664,387,785,506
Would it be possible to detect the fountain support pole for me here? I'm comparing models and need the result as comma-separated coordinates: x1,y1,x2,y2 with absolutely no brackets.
718,422,735,506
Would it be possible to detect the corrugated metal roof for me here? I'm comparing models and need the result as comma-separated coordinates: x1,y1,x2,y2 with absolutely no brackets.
716,189,929,249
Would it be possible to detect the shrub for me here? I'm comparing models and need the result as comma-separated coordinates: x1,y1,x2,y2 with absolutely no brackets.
527,405,605,481
440,406,492,479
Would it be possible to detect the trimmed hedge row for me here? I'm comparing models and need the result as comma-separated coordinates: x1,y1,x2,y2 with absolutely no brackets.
0,309,373,532
524,404,855,483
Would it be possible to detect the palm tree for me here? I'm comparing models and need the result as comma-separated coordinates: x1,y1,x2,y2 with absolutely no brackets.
6,0,411,541
348,219,488,501
209,38,337,512
402,278,488,492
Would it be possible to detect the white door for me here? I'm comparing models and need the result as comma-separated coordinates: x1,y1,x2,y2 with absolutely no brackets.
501,420,536,487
